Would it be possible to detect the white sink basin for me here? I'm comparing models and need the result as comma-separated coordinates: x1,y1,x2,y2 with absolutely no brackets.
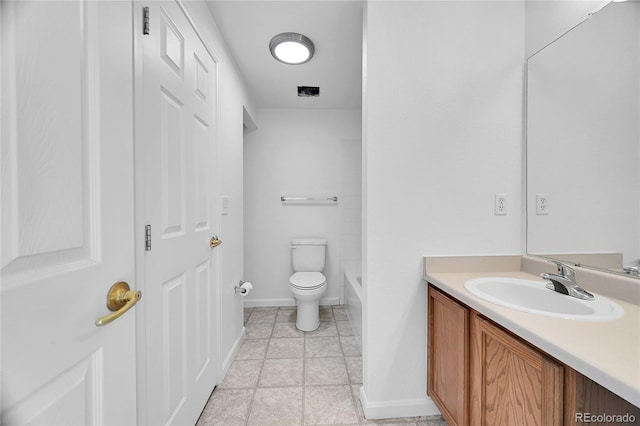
464,277,623,321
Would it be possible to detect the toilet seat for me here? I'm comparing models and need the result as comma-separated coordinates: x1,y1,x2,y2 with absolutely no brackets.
289,272,326,291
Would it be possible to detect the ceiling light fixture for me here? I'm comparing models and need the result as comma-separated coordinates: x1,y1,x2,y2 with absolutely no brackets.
269,32,315,65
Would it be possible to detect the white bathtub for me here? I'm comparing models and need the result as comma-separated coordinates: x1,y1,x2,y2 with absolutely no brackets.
344,272,362,351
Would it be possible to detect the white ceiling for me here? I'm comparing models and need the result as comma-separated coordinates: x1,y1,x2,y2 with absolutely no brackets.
205,1,363,110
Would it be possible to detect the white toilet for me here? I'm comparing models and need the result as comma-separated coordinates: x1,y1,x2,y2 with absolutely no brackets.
289,238,327,331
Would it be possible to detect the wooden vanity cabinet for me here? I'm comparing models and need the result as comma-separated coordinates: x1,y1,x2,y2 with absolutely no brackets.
470,313,563,426
428,284,639,426
428,285,561,426
564,370,640,426
428,286,469,426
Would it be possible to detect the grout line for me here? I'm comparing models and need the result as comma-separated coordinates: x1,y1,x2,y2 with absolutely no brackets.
302,317,307,426
245,334,266,425
244,387,256,426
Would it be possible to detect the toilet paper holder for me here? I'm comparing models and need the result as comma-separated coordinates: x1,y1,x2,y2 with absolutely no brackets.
235,280,249,294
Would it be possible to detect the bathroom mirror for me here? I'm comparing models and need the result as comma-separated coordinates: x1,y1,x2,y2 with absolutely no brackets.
527,1,640,278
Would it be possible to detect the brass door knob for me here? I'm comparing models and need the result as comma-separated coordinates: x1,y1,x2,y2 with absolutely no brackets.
95,282,142,327
210,236,222,248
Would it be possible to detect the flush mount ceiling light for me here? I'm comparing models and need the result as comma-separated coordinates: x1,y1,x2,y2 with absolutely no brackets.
269,32,315,65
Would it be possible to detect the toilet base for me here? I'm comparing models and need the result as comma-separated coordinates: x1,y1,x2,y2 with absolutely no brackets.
290,283,327,331
296,299,320,331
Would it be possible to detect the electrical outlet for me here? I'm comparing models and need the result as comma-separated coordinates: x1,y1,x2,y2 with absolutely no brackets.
536,194,549,215
494,194,507,215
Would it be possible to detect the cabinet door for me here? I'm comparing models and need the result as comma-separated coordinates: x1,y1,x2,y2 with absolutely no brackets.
428,286,469,426
564,369,640,426
470,313,563,426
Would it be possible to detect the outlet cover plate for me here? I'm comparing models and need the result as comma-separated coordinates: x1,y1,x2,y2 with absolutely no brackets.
536,194,549,215
495,194,507,215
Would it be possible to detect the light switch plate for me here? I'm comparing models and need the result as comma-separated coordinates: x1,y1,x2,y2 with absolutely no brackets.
221,196,229,215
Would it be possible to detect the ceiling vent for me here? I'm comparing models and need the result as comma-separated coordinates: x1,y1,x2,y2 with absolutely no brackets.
298,86,320,97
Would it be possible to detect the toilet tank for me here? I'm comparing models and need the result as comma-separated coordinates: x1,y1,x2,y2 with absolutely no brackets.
291,238,327,272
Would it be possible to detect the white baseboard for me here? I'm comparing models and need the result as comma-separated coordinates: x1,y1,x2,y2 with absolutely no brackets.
243,298,295,308
321,297,340,306
359,386,441,420
243,297,340,308
219,326,245,384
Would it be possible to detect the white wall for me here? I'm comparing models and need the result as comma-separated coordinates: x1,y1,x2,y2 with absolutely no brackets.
362,1,525,418
340,137,363,277
183,1,258,373
244,109,361,306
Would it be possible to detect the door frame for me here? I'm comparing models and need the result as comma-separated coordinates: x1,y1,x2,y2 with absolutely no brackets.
132,1,222,423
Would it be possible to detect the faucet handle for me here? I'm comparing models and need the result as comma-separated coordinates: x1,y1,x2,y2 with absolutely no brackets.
547,259,576,278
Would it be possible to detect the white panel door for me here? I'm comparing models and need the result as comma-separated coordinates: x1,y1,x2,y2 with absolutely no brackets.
139,1,219,424
1,1,137,425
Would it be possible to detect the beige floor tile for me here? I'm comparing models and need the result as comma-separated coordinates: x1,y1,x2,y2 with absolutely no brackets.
259,358,304,387
219,359,263,389
266,338,305,359
253,307,279,311
202,305,379,426
277,309,297,323
332,308,350,321
303,385,358,425
352,386,367,420
344,357,362,384
305,357,349,386
247,387,303,426
244,308,253,325
305,337,343,357
248,310,277,323
340,336,361,356
351,384,361,400
272,322,304,338
245,322,274,339
319,306,334,321
304,321,338,337
336,320,354,336
417,417,448,426
236,339,268,360
197,388,253,426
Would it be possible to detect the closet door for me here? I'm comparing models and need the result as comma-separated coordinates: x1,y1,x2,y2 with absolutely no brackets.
138,1,220,424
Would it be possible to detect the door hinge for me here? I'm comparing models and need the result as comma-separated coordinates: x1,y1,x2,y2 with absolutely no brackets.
145,224,152,251
143,7,150,35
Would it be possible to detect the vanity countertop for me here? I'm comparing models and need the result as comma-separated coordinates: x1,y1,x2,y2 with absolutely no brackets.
423,255,640,408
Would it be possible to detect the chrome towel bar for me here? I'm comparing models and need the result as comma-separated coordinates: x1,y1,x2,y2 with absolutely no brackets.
280,196,338,204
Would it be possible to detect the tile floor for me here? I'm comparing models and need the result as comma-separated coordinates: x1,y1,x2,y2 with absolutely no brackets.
197,305,447,426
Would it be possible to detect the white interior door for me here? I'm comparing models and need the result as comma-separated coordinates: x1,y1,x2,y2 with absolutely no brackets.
1,1,137,424
138,1,219,424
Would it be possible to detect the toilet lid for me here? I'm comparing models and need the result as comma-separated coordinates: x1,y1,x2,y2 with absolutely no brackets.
289,272,326,290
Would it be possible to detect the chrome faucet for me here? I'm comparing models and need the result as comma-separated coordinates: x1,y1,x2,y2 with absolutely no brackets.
540,260,594,300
